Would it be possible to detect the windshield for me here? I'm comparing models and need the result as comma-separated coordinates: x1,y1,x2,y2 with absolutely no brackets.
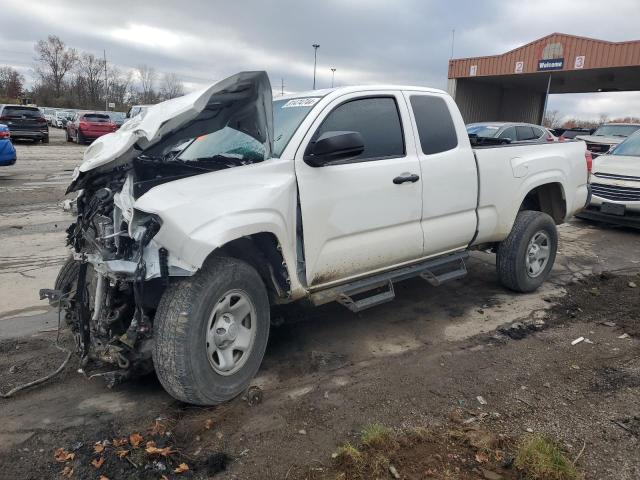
3,107,43,118
593,124,640,138
273,97,321,157
466,124,500,137
83,114,110,122
177,127,266,164
611,132,640,157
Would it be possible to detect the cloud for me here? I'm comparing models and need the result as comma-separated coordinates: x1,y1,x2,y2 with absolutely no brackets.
0,0,638,118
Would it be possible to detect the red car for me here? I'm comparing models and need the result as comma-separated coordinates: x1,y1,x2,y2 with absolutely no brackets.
66,112,117,144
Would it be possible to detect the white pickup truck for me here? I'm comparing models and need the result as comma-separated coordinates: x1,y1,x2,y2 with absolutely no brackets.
48,71,590,405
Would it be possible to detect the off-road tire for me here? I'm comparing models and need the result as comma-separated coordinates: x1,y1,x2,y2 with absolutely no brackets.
496,210,558,293
153,256,270,405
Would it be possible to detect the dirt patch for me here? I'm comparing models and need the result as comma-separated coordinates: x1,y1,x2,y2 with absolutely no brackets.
551,272,640,337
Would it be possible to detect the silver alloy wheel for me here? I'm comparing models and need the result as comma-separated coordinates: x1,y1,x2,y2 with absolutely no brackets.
206,289,257,376
525,231,550,278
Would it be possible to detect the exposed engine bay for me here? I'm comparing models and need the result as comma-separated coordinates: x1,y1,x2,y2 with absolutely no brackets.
40,71,274,386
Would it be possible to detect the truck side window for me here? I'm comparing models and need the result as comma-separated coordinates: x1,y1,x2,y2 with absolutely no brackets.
409,95,458,155
316,97,405,161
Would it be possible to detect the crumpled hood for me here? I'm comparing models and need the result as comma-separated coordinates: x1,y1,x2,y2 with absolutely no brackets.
70,71,273,188
576,135,626,146
592,154,640,178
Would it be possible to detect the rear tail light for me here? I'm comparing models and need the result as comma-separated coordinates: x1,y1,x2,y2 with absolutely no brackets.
546,135,554,142
558,135,566,141
0,130,10,139
585,150,593,173
0,116,9,122
37,117,47,124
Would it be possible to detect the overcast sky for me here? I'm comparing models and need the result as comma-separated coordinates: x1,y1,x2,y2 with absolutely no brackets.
1,0,639,120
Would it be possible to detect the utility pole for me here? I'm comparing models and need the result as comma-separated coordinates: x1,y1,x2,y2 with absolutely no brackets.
330,68,336,88
450,29,455,59
312,44,320,89
281,78,284,96
103,49,108,111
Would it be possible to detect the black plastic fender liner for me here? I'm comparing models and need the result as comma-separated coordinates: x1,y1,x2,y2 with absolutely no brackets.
75,262,91,360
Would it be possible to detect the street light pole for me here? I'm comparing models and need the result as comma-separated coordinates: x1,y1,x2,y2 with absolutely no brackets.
330,67,336,88
312,44,320,89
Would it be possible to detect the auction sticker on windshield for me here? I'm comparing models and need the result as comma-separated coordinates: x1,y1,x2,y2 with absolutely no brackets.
282,98,321,108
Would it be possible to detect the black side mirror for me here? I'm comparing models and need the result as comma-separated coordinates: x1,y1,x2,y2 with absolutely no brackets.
304,131,365,167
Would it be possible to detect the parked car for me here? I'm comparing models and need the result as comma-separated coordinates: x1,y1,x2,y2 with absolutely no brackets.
0,105,49,143
577,130,640,227
48,71,589,405
66,112,117,144
576,123,640,157
42,107,56,125
466,122,554,143
126,105,151,119
53,110,75,128
557,128,593,141
107,111,126,128
0,123,17,166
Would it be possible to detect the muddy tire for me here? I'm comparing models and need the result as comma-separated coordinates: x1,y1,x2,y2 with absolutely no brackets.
153,256,270,405
496,210,558,293
54,256,81,306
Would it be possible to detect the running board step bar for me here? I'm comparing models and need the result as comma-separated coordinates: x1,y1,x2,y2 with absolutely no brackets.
310,252,469,312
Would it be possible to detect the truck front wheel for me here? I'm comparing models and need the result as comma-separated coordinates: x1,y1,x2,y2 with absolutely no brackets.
496,210,558,293
153,256,270,405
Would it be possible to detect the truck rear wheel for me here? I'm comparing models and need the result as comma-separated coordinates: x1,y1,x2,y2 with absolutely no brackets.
496,210,558,293
153,256,270,405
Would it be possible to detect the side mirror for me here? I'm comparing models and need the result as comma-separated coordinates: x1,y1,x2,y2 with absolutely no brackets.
304,131,364,167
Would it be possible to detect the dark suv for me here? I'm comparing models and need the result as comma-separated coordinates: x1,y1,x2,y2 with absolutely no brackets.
0,105,49,143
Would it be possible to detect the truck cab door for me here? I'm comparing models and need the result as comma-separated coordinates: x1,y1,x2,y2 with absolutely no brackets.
402,92,478,256
295,91,424,287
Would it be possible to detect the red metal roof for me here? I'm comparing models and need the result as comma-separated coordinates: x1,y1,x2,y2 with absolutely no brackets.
448,33,640,79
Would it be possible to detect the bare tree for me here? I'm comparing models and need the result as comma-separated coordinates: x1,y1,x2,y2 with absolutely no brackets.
542,109,562,128
34,35,78,98
136,64,157,104
160,72,185,100
0,66,25,100
76,53,105,108
107,66,132,108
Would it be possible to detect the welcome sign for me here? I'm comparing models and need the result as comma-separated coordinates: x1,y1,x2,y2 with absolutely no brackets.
538,58,564,71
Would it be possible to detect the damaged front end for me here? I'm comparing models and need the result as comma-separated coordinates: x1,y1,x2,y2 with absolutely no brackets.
43,71,273,386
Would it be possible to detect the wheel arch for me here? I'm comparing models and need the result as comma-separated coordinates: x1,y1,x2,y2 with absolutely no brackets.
204,232,291,304
519,181,567,224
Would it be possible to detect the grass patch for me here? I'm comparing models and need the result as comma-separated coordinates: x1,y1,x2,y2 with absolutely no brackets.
360,423,394,449
515,434,582,480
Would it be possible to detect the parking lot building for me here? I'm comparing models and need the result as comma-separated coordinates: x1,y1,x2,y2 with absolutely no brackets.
448,33,640,124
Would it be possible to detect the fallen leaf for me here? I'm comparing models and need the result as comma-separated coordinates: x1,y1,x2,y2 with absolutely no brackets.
150,419,167,436
112,438,128,447
94,442,105,454
129,433,143,448
174,462,190,474
61,466,74,477
475,452,489,463
116,449,129,458
205,419,214,430
54,448,75,463
145,443,174,457
91,456,105,469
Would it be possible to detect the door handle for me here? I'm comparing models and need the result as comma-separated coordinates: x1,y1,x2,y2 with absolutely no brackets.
393,173,420,184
